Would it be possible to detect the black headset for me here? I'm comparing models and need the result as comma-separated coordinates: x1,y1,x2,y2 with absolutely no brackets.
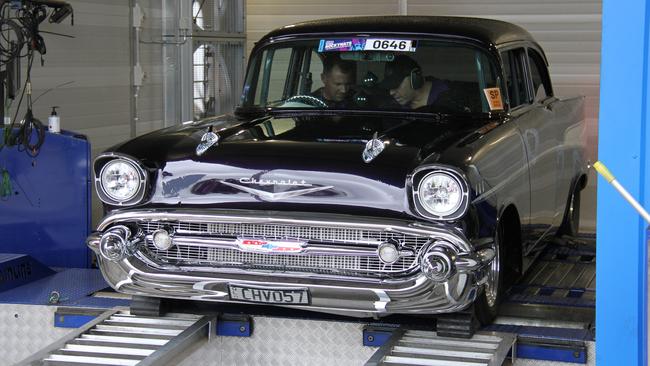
410,67,424,89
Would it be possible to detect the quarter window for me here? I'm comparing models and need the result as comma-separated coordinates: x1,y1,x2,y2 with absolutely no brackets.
501,48,528,108
527,49,553,102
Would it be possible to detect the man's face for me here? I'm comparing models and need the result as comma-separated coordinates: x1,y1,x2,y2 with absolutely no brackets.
389,76,417,106
321,65,354,102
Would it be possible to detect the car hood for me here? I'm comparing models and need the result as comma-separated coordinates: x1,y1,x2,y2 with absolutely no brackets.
111,113,484,218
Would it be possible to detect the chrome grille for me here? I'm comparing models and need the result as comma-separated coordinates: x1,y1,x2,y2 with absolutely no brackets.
142,221,425,247
139,220,431,277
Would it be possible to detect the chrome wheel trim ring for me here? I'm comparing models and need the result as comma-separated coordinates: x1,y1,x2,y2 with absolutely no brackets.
485,232,500,308
569,190,579,233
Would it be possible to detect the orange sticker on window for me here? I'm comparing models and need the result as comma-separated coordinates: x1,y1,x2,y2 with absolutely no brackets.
483,87,504,111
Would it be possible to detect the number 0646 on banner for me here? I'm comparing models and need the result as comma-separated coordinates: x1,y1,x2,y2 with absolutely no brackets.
364,39,416,52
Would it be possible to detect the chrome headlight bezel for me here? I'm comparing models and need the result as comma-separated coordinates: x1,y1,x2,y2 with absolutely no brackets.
410,165,470,221
94,153,148,206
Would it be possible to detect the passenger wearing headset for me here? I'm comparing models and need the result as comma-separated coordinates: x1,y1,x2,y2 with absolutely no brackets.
380,55,448,110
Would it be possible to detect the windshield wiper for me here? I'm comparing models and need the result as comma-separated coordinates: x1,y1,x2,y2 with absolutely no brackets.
238,106,494,128
264,107,500,120
265,107,448,120
234,105,270,119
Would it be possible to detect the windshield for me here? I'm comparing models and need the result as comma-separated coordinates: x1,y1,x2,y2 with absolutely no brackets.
241,38,504,114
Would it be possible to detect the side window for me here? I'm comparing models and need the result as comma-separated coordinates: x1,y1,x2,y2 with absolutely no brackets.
266,48,293,103
307,51,324,92
501,48,528,108
527,49,553,102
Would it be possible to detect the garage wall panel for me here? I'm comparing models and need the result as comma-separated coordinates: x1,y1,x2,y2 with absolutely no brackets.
246,0,402,54
17,0,132,159
13,0,168,157
2,0,168,226
132,0,166,135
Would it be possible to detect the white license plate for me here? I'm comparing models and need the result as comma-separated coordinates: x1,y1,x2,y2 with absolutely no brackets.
228,284,310,305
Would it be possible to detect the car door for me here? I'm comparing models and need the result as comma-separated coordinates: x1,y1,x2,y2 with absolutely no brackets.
525,48,571,227
501,45,559,251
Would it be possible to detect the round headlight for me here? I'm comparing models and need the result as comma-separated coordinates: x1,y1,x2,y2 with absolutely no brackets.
417,172,463,217
100,159,141,202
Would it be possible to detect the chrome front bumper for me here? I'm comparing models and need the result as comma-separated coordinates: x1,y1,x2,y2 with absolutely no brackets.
87,209,494,317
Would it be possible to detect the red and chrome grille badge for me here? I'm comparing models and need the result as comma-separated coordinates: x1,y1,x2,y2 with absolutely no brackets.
236,238,305,254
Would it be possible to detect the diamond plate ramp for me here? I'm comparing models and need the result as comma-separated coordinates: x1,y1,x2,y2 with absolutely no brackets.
365,329,516,366
177,316,377,366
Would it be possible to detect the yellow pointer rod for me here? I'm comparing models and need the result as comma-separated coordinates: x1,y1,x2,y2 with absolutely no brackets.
593,161,650,224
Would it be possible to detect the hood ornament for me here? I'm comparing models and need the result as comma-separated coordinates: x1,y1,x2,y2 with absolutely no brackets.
196,127,220,156
362,132,385,163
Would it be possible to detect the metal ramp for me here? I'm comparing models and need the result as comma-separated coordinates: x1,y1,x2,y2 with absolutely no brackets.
17,308,213,366
365,329,516,366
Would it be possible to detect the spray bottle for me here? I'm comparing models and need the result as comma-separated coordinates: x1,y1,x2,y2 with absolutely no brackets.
48,106,60,133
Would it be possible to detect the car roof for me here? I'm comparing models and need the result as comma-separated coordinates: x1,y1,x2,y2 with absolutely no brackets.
260,16,537,47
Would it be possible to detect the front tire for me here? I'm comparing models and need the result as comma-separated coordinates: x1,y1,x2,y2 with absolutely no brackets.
474,223,504,325
130,295,164,317
559,184,581,237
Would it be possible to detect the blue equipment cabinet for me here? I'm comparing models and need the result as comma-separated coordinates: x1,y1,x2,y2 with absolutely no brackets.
0,129,92,268
597,0,650,364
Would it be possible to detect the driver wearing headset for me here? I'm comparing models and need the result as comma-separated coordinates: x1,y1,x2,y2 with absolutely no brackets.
381,55,448,110
311,56,356,108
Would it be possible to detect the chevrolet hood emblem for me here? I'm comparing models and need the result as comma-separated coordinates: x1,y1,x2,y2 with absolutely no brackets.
220,180,333,201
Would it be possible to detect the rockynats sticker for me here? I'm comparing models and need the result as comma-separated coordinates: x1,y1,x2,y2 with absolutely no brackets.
318,39,366,52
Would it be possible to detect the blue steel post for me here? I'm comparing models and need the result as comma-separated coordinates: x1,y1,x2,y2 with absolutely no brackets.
597,0,650,365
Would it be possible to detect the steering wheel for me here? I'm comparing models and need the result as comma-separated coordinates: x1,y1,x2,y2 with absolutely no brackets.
284,95,328,108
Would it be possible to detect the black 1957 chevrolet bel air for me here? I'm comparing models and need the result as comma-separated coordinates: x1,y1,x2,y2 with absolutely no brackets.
87,16,587,325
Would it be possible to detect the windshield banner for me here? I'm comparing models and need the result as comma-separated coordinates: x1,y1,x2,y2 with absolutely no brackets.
318,38,416,53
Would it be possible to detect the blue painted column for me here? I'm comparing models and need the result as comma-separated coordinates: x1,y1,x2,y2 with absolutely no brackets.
597,0,649,365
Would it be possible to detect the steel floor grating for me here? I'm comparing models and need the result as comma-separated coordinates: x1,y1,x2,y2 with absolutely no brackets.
500,236,596,324
506,238,595,306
